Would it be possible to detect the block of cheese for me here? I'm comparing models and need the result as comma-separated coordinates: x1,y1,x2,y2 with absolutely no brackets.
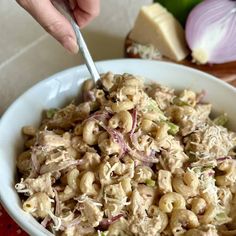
129,4,189,61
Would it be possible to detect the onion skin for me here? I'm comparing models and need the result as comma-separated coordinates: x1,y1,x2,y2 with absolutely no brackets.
186,0,236,64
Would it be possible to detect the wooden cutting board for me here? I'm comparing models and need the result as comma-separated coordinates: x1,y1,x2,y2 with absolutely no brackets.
124,35,236,87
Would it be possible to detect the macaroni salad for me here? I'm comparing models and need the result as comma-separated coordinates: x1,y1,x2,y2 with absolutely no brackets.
15,73,236,236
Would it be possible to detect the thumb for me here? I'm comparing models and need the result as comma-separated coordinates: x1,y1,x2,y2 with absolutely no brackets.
16,0,79,54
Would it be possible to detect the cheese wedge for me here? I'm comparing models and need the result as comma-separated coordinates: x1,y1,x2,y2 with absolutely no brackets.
130,4,189,61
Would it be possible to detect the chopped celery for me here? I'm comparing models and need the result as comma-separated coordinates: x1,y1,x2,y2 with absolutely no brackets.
98,231,108,236
89,101,99,111
214,212,231,224
46,108,57,119
173,97,189,106
192,167,201,174
101,232,108,236
146,179,156,187
147,98,160,111
216,212,226,219
213,114,228,126
202,165,214,171
166,121,179,135
147,98,167,120
192,165,214,173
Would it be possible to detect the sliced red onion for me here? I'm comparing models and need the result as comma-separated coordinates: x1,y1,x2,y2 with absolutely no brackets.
54,185,64,192
130,109,138,137
186,0,236,64
88,111,111,123
208,171,215,176
98,214,124,230
99,124,129,157
83,91,96,102
130,130,143,151
129,149,159,163
196,90,206,104
130,130,159,163
53,189,61,216
100,122,158,162
133,159,140,167
108,128,130,157
41,215,51,228
216,156,232,162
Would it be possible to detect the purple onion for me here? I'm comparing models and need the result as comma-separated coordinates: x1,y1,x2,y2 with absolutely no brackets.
186,0,236,64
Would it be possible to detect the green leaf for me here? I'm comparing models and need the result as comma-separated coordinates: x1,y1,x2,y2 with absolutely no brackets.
146,179,156,187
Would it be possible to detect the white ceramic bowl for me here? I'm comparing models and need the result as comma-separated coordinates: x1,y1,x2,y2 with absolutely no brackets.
0,59,236,236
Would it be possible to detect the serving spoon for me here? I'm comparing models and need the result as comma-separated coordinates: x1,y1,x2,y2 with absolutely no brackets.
52,0,100,83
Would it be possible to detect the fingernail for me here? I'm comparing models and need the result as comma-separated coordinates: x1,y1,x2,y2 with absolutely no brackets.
63,37,79,54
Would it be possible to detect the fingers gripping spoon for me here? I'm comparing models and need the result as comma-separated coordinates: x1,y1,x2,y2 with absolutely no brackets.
52,0,100,83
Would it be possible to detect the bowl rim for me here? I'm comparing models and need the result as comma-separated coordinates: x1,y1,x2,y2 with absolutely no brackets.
0,58,236,236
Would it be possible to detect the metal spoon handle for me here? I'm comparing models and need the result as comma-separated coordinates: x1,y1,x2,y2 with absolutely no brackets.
71,21,100,82
52,0,100,82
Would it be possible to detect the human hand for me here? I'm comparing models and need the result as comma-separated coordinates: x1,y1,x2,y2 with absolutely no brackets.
16,0,100,53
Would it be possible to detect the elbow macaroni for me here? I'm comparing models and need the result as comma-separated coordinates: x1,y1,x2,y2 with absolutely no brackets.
80,171,97,196
216,160,236,187
141,119,155,133
83,119,100,145
199,203,216,224
67,168,80,190
109,110,133,133
159,192,186,213
15,73,236,235
172,171,199,199
170,209,199,235
111,100,134,113
191,197,207,215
